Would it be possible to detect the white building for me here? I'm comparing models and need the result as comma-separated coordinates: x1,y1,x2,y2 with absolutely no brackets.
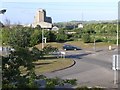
52,26,59,31
32,22,52,29
33,8,53,29
78,23,83,28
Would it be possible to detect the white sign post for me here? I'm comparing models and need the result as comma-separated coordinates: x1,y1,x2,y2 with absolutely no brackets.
112,55,119,84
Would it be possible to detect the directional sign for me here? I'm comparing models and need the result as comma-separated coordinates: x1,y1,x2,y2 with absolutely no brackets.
112,55,120,70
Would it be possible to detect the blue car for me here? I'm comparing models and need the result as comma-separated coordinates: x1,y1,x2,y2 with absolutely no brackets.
63,44,81,50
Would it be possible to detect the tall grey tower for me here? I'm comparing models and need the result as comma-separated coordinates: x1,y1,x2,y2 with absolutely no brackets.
33,8,52,29
34,9,46,23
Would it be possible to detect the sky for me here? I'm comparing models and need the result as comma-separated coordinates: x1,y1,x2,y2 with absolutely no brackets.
0,0,119,24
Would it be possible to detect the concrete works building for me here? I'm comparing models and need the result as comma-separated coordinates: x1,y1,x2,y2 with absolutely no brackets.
32,9,52,29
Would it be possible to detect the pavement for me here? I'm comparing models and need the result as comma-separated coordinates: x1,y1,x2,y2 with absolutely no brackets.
42,46,120,88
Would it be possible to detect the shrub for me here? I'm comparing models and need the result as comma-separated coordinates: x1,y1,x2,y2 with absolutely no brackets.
82,33,91,43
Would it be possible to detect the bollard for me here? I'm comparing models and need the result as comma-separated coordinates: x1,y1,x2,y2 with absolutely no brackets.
109,45,112,50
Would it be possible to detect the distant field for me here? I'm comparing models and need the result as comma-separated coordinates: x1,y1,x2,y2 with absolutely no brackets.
35,40,116,50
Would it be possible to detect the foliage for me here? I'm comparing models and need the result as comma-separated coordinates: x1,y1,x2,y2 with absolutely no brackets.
35,25,42,30
2,47,38,88
63,79,77,85
30,29,42,46
2,26,32,47
82,33,91,43
44,30,56,42
30,47,44,60
76,86,104,90
44,77,77,88
42,44,58,55
56,30,68,42
54,21,117,44
1,27,10,45
2,26,78,89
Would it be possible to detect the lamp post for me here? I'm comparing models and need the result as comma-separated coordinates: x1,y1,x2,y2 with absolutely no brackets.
93,31,96,52
42,29,44,49
42,29,47,49
0,9,6,14
0,9,6,25
117,19,119,47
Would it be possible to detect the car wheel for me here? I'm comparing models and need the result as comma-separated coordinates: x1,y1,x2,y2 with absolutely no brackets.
74,48,76,50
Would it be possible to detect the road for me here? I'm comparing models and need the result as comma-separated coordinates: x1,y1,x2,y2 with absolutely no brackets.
43,47,119,88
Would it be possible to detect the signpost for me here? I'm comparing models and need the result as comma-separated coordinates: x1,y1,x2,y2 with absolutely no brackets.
42,29,47,49
112,55,120,84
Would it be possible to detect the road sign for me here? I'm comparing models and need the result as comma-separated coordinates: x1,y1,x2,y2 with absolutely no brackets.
112,55,119,84
112,55,120,70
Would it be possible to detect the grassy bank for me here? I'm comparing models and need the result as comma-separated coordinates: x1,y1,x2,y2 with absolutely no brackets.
34,58,74,74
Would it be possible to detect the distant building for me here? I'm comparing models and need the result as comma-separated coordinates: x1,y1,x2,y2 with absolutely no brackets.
23,24,32,27
45,17,52,23
78,23,83,28
66,32,76,34
34,22,52,29
52,26,59,31
33,8,52,29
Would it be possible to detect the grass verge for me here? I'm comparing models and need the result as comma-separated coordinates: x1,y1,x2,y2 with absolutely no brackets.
34,58,74,74
35,41,116,50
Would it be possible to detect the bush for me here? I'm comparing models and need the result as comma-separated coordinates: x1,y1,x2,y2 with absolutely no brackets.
95,38,103,42
82,33,91,43
55,29,68,42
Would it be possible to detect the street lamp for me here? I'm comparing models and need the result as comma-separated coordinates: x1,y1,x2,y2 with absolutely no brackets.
0,9,6,14
117,18,119,47
42,29,44,49
93,31,96,52
42,29,47,49
0,9,6,26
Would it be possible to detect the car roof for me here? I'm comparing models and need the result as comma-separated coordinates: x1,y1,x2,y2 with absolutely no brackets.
63,44,72,46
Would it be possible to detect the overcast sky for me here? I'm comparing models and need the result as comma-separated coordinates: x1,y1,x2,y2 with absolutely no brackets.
0,0,119,24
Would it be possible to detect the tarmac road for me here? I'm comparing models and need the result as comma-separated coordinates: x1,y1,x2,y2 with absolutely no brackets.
43,47,118,88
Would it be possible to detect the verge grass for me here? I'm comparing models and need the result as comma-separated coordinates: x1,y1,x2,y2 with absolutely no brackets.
34,58,74,74
35,41,116,50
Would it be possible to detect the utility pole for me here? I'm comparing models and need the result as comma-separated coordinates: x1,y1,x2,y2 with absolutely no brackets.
0,9,6,25
94,38,96,52
116,3,119,53
42,29,47,49
0,9,6,14
93,31,96,52
117,19,119,47
42,29,44,49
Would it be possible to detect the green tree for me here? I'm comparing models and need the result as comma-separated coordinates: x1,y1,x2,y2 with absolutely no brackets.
42,44,58,55
82,33,91,43
1,27,10,45
56,30,68,42
44,30,56,42
8,27,31,48
0,9,6,14
30,29,42,46
2,47,38,88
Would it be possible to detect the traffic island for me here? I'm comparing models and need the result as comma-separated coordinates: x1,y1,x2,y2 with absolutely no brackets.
34,58,75,74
